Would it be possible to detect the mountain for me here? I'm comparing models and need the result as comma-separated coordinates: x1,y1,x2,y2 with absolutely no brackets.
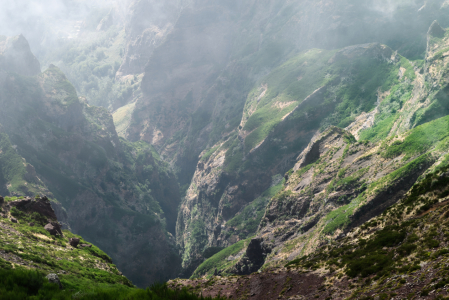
0,34,182,287
169,162,449,298
117,0,449,275
167,20,449,298
4,0,449,295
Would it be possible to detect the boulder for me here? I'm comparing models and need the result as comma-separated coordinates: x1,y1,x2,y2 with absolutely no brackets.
29,222,34,226
10,217,17,223
46,273,63,289
69,238,80,248
44,223,57,235
44,222,63,236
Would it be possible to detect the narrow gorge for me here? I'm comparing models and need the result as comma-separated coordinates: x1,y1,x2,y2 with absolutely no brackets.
2,1,449,299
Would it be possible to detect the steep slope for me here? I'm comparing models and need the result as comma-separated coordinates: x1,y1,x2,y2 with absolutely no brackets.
170,163,449,299
0,35,40,76
177,42,419,275
0,194,132,289
183,20,449,279
127,0,446,182
111,0,449,275
0,195,228,299
0,36,182,287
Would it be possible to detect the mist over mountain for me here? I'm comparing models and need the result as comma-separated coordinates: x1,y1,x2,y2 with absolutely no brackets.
2,0,449,299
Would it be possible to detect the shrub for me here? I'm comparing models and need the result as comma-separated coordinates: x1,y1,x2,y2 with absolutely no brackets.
0,268,226,300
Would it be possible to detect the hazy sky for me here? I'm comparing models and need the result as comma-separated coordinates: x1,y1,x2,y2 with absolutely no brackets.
0,0,122,57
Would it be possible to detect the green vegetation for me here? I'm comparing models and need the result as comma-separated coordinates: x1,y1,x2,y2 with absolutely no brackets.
322,195,363,235
242,49,337,151
191,238,252,279
201,146,220,162
326,168,368,193
382,114,449,159
226,177,285,239
0,208,124,284
224,44,414,175
223,137,244,173
0,268,225,300
287,157,449,286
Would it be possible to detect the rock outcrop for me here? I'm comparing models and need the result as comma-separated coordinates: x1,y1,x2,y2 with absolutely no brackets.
9,197,58,220
44,222,63,236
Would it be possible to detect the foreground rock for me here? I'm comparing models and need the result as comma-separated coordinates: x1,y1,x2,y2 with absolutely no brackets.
69,238,80,248
44,222,63,236
46,274,63,290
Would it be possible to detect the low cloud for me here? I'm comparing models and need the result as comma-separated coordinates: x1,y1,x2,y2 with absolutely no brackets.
370,0,424,14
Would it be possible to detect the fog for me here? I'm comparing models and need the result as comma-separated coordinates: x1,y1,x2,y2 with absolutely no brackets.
370,0,421,14
0,0,125,58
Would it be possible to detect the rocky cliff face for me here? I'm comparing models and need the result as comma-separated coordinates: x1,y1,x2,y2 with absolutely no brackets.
116,0,191,77
192,19,449,278
170,19,449,298
176,41,421,275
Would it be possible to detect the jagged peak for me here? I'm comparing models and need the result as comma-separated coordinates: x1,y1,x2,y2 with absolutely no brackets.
428,20,446,38
0,34,40,76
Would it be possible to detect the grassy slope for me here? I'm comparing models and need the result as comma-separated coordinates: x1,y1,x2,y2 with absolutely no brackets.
0,202,226,299
191,238,252,279
225,44,413,173
0,203,131,288
304,113,449,235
